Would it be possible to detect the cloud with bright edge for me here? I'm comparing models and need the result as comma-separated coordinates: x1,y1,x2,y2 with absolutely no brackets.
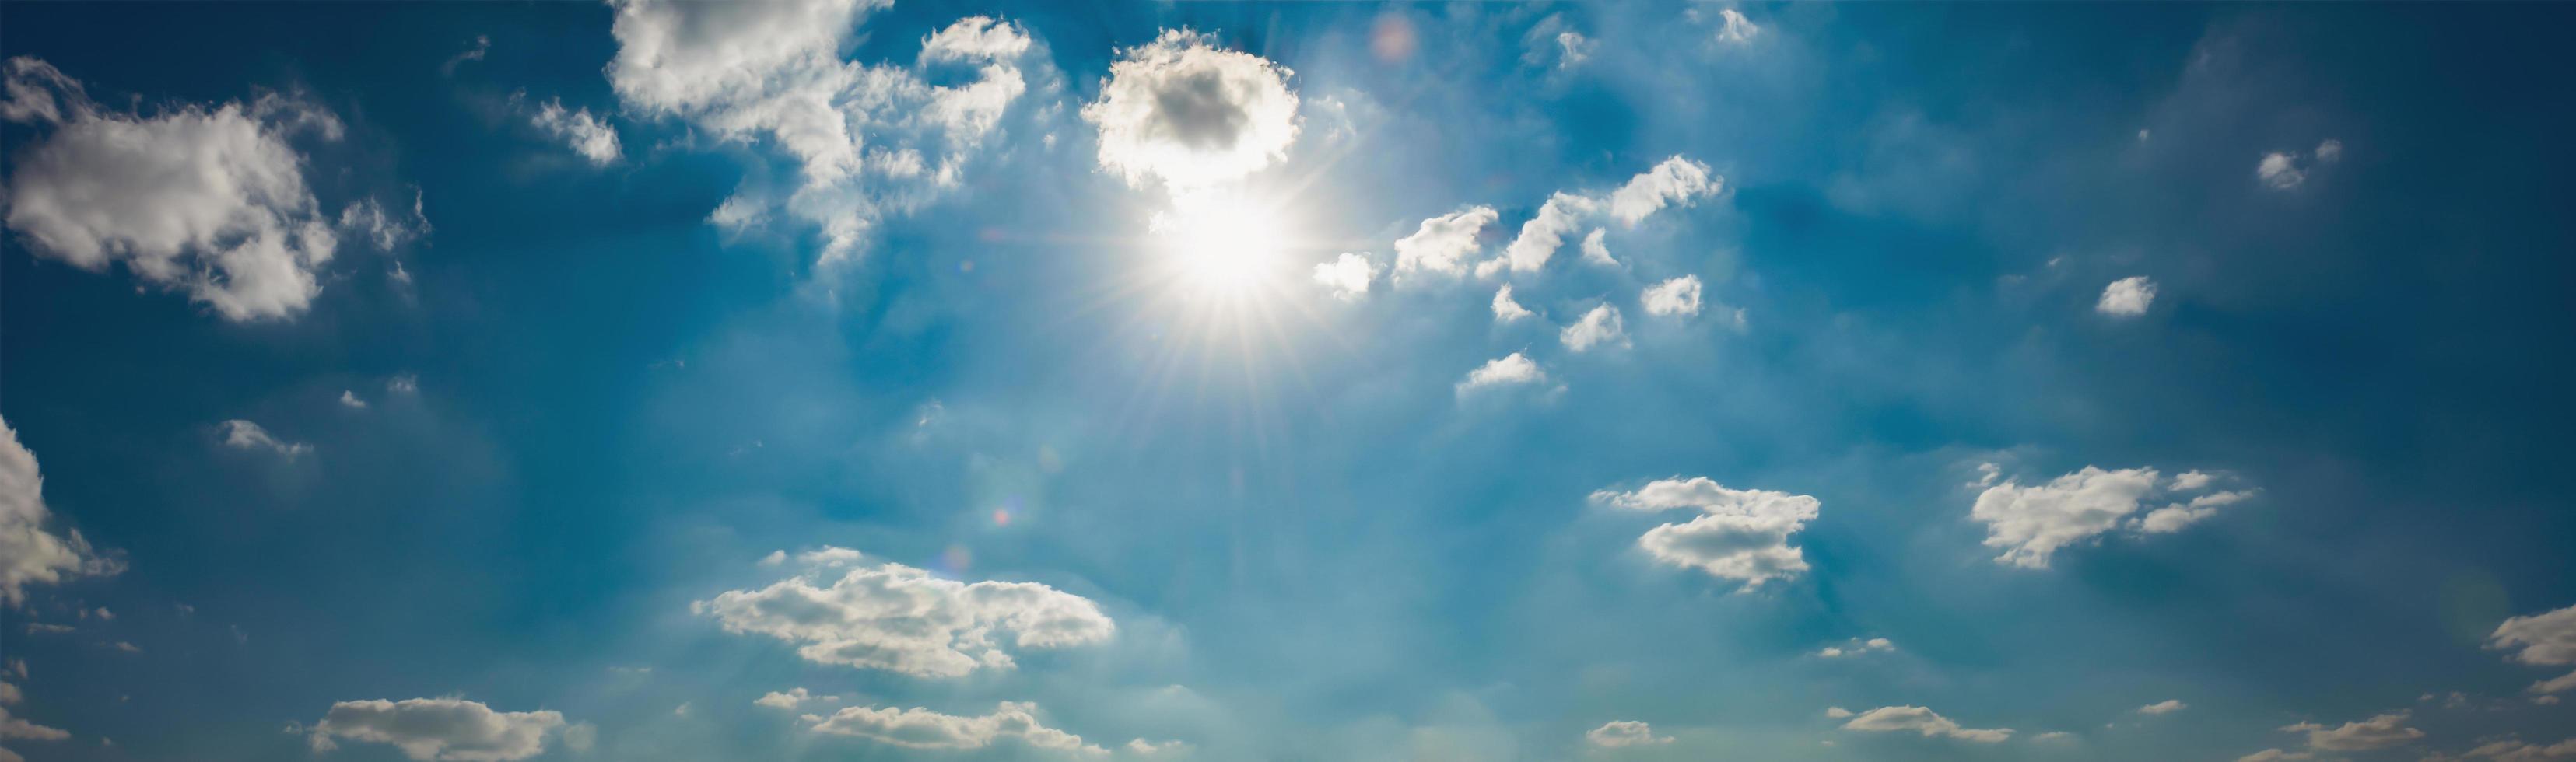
1,418,124,607
755,688,839,710
1817,638,1895,658
2491,603,2576,696
1838,706,2013,743
1561,304,1629,351
1591,477,1821,590
696,551,1115,678
2278,711,2423,752
2098,276,2157,316
1082,27,1299,191
1456,353,1549,397
1394,206,1496,282
2138,700,2188,715
1715,9,1762,45
3,673,72,761
1490,192,1598,277
1312,252,1378,301
524,96,621,166
221,420,311,460
804,701,1104,755
2258,152,2306,190
1580,229,1615,267
1491,285,1534,323
0,57,387,322
1586,720,1672,748
2236,750,2313,762
607,2,1037,262
1971,465,2250,568
2439,737,2576,761
1642,275,1704,317
1608,156,1722,226
303,697,586,761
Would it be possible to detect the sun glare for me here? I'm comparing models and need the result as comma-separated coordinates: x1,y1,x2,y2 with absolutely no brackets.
1151,190,1289,299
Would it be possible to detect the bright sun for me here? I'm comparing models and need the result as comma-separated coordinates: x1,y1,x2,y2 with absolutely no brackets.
1151,190,1288,299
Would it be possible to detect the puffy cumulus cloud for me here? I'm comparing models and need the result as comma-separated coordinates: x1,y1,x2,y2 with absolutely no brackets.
1715,9,1762,45
1607,156,1722,226
303,697,582,761
1591,477,1821,590
755,687,839,710
1561,304,1628,351
2434,737,2576,761
1585,720,1671,748
1393,206,1496,283
2278,711,2423,752
1124,738,1190,755
1816,637,1896,658
1642,275,1704,317
1082,28,1299,190
2236,750,2313,762
1455,353,1549,396
1580,229,1616,267
804,701,1105,755
1311,252,1379,301
2315,138,2344,163
1971,465,2252,568
2531,670,2576,697
2491,604,2576,669
2137,700,2188,715
1491,192,1599,277
696,555,1115,678
220,419,311,460
2097,275,2157,316
0,57,391,322
2,418,124,606
1838,706,2013,743
607,2,1039,262
523,96,620,166
1491,285,1534,323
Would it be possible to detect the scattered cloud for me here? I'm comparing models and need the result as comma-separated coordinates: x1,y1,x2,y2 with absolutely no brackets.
696,554,1115,678
1580,229,1615,267
2278,711,2422,752
1393,206,1496,282
1642,275,1704,317
1592,477,1821,590
1312,252,1379,301
1083,28,1299,191
2236,750,2314,762
1838,705,2013,743
2491,603,2576,666
339,391,369,410
1715,9,1761,45
1,418,124,606
220,420,311,460
1456,353,1550,397
303,697,581,761
2437,737,2576,761
1491,285,1534,323
524,96,621,166
2257,152,2306,190
1492,192,1598,276
1607,156,1722,226
2137,700,2188,715
1586,720,1672,748
1561,304,1628,351
2315,138,2343,163
2097,276,2157,317
1971,465,2250,568
756,688,840,710
804,701,1105,754
1816,638,1896,659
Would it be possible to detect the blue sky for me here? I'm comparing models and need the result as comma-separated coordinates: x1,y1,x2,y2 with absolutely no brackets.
3,2,2574,760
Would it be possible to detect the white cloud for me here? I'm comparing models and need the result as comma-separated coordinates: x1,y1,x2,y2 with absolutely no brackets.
2447,737,2576,760
1456,353,1548,395
1579,228,1616,267
1393,206,1495,282
1716,9,1762,45
1491,285,1534,323
1591,477,1821,590
1586,720,1672,748
2169,470,2213,491
1,57,366,322
1,418,124,607
303,697,579,761
220,420,310,460
1607,156,1722,226
1838,706,2013,743
1971,465,2249,568
1825,707,1854,719
2492,603,2576,667
1561,304,1628,351
2097,276,2157,316
1554,31,1596,69
1312,252,1379,301
755,687,840,710
2278,711,2423,752
2531,670,2576,697
696,557,1115,678
1124,738,1191,755
2314,138,2343,163
607,2,1036,262
1816,637,1896,658
1082,28,1299,190
525,97,621,166
2258,152,2307,190
804,701,1105,755
2137,700,2188,715
1494,192,1598,276
1642,275,1704,317
2237,750,2313,762
339,391,369,410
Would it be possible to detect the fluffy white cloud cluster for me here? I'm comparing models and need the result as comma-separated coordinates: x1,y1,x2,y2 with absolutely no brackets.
0,418,123,607
608,1,1038,262
1312,252,1379,301
1585,720,1671,747
1456,353,1548,397
1489,193,1598,277
1838,705,2013,743
1561,304,1628,351
804,701,1104,755
524,96,621,166
2442,737,2576,761
2138,700,2189,715
696,553,1115,678
1591,477,1821,590
1607,156,1723,226
1816,637,1895,658
2256,138,2342,190
303,697,587,761
2492,603,2576,697
1394,206,1497,283
1082,28,1300,191
221,419,311,460
2098,275,2157,316
0,57,402,321
1491,285,1534,323
2,667,72,761
1970,465,2253,568
1642,274,1704,317
755,687,839,710
2278,711,2423,752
